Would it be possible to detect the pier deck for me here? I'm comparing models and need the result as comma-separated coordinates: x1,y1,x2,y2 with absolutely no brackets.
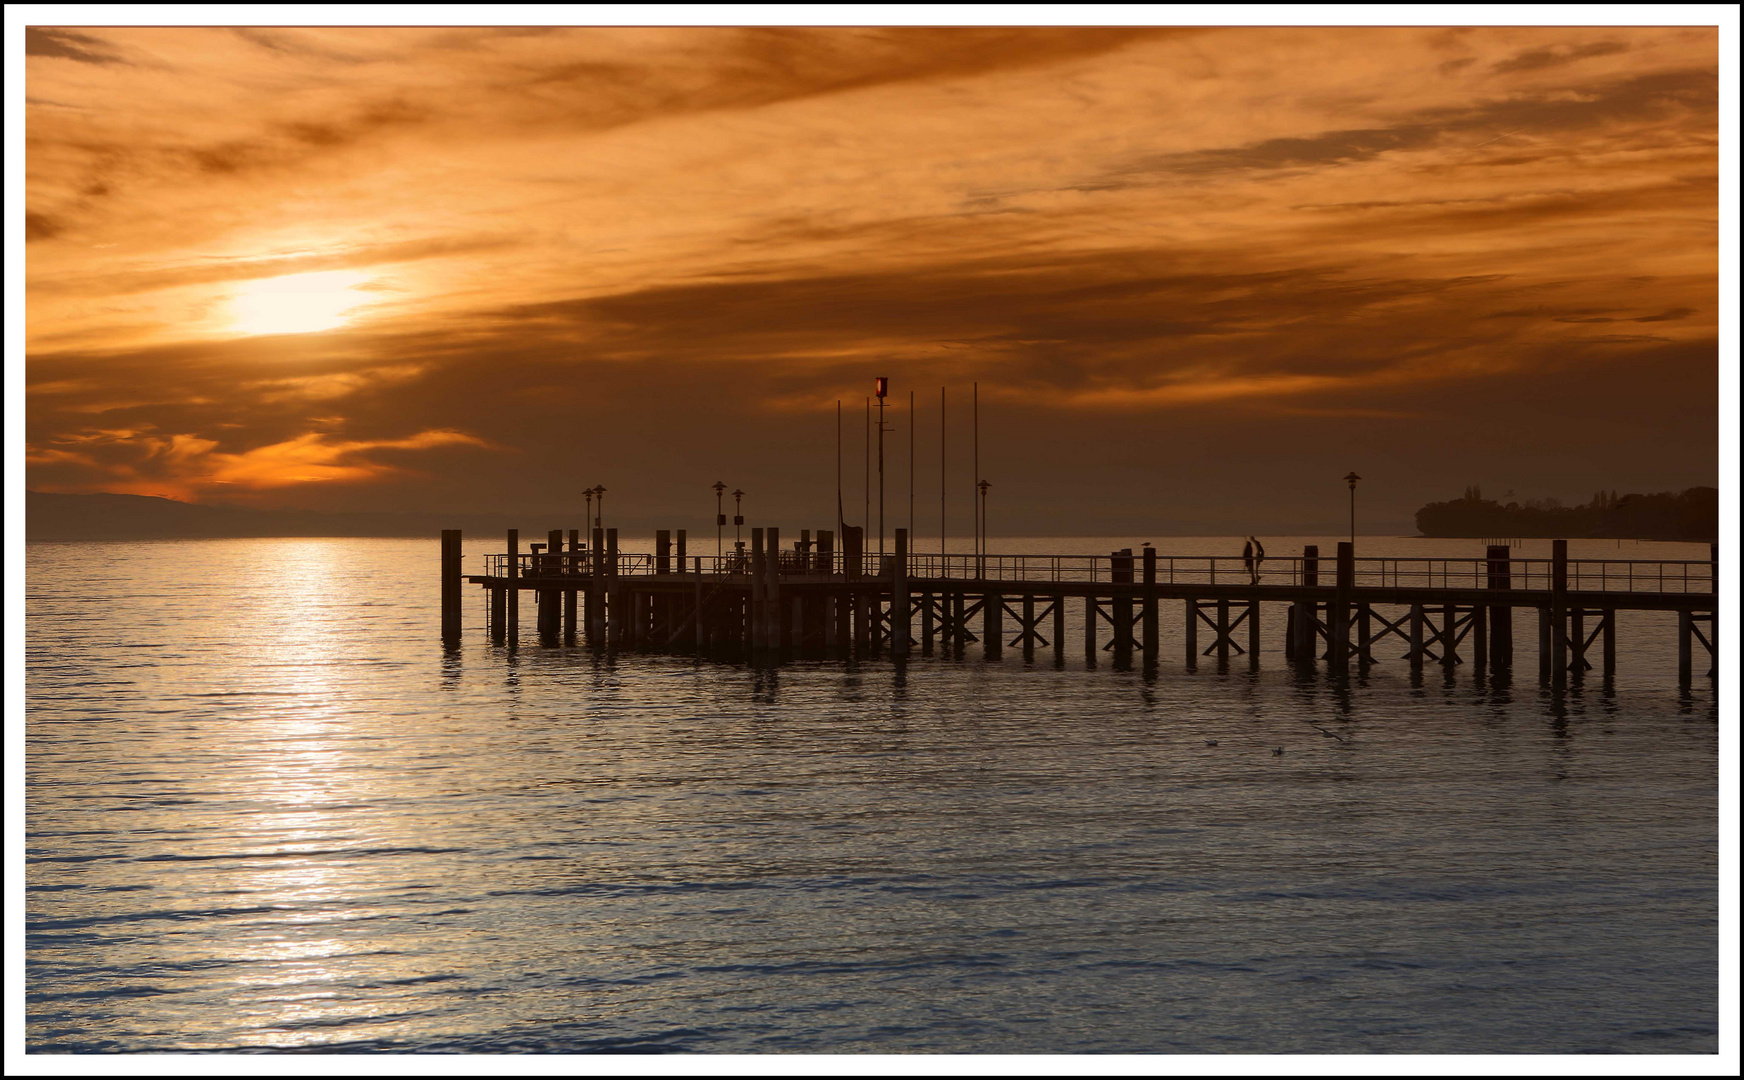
440,527,1716,688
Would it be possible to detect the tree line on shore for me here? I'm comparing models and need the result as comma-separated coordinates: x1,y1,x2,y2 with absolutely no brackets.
1414,486,1717,541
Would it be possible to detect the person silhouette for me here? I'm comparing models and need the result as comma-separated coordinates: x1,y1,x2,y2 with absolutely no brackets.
1248,536,1266,584
1242,538,1254,583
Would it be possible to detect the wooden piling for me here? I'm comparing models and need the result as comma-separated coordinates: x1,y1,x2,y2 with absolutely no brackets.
751,528,766,652
542,529,563,645
656,529,671,575
1085,596,1099,666
588,527,605,644
606,528,621,646
1330,542,1353,670
1550,539,1568,686
1248,600,1260,668
1409,605,1424,667
1113,549,1134,666
441,529,462,646
1538,607,1552,681
507,528,520,648
1022,594,1036,660
1215,598,1230,662
1486,545,1512,668
1677,610,1692,687
1471,604,1486,669
893,528,911,658
768,527,782,652
564,530,579,645
1603,611,1616,676
1142,548,1159,666
1356,603,1371,663
1183,599,1196,669
676,529,686,572
490,584,506,645
983,586,1002,660
1054,593,1067,665
1570,608,1585,678
1441,605,1456,667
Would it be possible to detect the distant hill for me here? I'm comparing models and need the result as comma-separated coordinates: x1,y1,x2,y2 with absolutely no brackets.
25,491,525,541
1414,486,1717,542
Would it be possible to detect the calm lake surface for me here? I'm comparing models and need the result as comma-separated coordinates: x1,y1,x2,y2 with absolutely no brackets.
25,536,1718,1054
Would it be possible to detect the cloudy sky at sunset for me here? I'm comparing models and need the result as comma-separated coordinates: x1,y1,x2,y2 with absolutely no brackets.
21,19,1721,534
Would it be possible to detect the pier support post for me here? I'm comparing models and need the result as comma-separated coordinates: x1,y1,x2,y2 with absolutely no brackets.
1486,545,1513,668
657,530,671,575
1550,539,1568,688
1471,604,1486,670
1085,596,1099,667
1569,608,1586,678
1537,607,1551,680
606,528,621,646
893,529,910,658
541,529,563,645
441,529,462,646
1142,548,1159,667
1215,599,1230,662
1054,593,1067,666
1183,599,1196,670
921,591,934,655
1678,610,1692,688
1409,605,1424,666
1296,545,1320,662
588,527,605,645
1441,605,1457,667
751,529,766,653
1602,611,1616,676
768,527,783,653
983,588,1002,660
490,585,506,645
1112,549,1134,667
1248,600,1261,669
507,528,520,648
1285,604,1297,661
1022,594,1036,660
564,530,579,645
1356,603,1371,664
1330,542,1353,670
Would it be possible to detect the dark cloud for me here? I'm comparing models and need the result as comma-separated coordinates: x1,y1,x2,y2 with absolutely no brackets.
1491,40,1630,74
26,212,64,241
1096,69,1715,186
25,27,124,65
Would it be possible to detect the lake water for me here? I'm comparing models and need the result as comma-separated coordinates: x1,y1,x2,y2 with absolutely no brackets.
25,536,1718,1054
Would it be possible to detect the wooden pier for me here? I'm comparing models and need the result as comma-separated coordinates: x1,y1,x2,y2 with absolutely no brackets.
443,528,1718,688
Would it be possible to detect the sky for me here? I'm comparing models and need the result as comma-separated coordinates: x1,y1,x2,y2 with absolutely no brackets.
20,21,1723,535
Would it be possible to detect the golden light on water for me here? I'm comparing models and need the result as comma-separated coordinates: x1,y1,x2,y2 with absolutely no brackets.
229,270,371,335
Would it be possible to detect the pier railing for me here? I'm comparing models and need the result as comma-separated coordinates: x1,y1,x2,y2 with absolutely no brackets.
482,551,1713,595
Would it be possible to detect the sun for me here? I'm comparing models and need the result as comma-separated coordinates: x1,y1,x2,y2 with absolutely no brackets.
228,270,371,335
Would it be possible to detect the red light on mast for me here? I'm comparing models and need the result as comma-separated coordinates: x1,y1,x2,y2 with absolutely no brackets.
874,376,888,399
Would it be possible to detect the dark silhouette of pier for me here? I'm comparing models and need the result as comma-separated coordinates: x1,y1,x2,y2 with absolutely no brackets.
441,527,1718,689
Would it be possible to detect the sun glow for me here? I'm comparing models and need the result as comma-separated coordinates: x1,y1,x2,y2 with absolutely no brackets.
229,270,371,335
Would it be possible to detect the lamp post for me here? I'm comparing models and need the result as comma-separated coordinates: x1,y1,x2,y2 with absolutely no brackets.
713,480,727,563
732,488,745,549
594,486,606,531
875,376,889,560
584,487,595,537
1344,472,1361,547
977,479,990,577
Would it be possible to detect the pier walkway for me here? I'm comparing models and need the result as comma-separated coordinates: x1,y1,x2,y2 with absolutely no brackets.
441,527,1717,688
